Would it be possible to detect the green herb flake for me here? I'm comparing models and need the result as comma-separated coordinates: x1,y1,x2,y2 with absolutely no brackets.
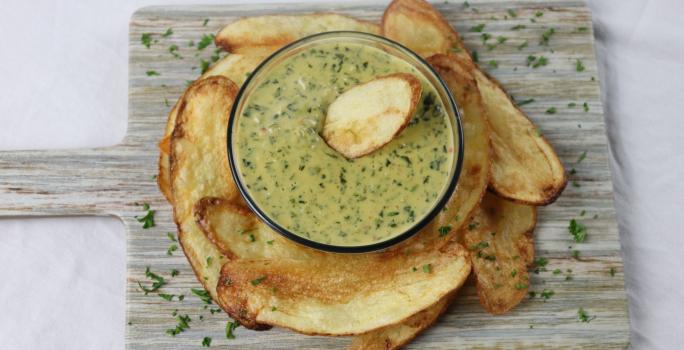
515,283,528,290
135,203,155,229
488,60,499,69
191,288,212,304
568,219,587,242
516,98,535,106
202,336,212,347
146,70,160,77
468,241,489,250
141,33,153,48
159,293,174,301
470,24,486,32
170,269,179,277
497,36,508,44
578,307,595,322
535,11,544,17
583,102,589,112
206,256,213,267
463,1,470,8
517,40,529,50
577,26,588,32
610,267,616,277
203,18,210,26
251,276,267,286
507,9,517,18
200,59,210,74
166,314,191,336
472,50,479,62
540,289,555,300
197,33,215,50
577,150,587,163
572,250,580,259
576,59,585,72
438,225,452,237
167,232,177,242
546,107,557,114
266,240,274,245
540,27,556,46
226,321,240,339
481,32,492,43
568,102,577,108
138,266,166,295
162,28,173,38
423,263,432,273
167,244,178,256
511,24,526,30
553,268,562,275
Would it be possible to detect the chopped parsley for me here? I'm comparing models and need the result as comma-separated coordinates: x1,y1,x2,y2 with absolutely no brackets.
517,40,529,50
488,60,499,69
578,307,595,322
507,9,517,18
533,257,548,274
169,44,182,59
251,276,267,286
553,268,562,275
577,150,587,163
162,28,173,37
203,18,210,26
167,244,178,256
527,55,548,68
191,288,212,304
569,219,587,242
170,269,179,277
197,34,215,50
159,293,174,301
472,50,479,62
497,36,508,44
572,250,580,259
546,107,557,114
583,102,589,112
200,59,210,74
167,232,177,242
423,263,432,273
166,314,191,336
226,321,240,339
515,283,528,290
610,267,616,277
206,256,213,267
568,102,577,108
535,11,544,17
511,24,526,30
145,70,160,77
135,203,155,229
438,225,452,236
138,266,166,295
481,33,492,43
266,240,274,245
540,27,556,46
516,98,535,106
470,23,486,32
576,59,585,72
540,289,554,300
141,33,153,48
469,241,489,250
202,336,212,347
577,26,589,32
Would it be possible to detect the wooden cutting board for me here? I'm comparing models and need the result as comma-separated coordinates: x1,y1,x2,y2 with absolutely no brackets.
0,0,630,348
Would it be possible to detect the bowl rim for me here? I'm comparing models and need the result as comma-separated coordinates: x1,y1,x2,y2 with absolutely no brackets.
227,31,464,253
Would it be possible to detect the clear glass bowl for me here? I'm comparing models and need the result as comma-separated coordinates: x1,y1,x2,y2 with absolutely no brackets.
228,31,463,253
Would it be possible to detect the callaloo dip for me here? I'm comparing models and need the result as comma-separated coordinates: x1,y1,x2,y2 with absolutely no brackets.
233,40,456,247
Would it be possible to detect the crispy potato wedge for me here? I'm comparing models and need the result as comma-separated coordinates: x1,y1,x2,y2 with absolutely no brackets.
463,192,536,314
169,76,243,307
216,240,470,335
382,0,464,58
322,73,422,159
348,295,452,350
158,54,264,202
195,198,471,334
424,53,490,239
382,0,566,205
215,13,380,54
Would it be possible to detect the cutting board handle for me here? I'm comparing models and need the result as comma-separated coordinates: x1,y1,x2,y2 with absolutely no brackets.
0,146,157,217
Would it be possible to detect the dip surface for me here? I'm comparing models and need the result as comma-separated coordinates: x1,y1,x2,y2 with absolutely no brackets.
234,42,455,246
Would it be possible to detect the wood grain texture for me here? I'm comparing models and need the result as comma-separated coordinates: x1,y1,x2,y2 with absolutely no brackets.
0,0,630,348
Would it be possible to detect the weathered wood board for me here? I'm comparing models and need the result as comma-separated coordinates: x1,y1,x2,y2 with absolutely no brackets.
0,0,629,348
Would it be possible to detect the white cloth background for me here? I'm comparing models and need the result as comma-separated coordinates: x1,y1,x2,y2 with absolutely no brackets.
0,0,682,349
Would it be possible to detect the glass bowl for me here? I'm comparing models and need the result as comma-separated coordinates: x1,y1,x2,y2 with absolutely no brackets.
227,31,463,253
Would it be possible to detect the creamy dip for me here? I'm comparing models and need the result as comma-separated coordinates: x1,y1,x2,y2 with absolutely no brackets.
234,42,455,246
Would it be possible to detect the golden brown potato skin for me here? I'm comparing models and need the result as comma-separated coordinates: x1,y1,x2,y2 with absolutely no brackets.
463,193,537,314
382,0,566,205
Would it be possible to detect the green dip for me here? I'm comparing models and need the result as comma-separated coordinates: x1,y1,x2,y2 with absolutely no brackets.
234,42,455,246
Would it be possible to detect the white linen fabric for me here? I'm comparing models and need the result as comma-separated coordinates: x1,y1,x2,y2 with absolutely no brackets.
0,0,682,349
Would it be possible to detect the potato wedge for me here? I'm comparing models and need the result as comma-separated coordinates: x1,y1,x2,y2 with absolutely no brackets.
322,73,422,159
382,0,465,59
169,76,243,307
382,0,566,205
195,198,471,334
215,13,380,54
424,53,490,239
158,54,264,202
348,295,452,350
216,239,470,335
463,192,536,314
